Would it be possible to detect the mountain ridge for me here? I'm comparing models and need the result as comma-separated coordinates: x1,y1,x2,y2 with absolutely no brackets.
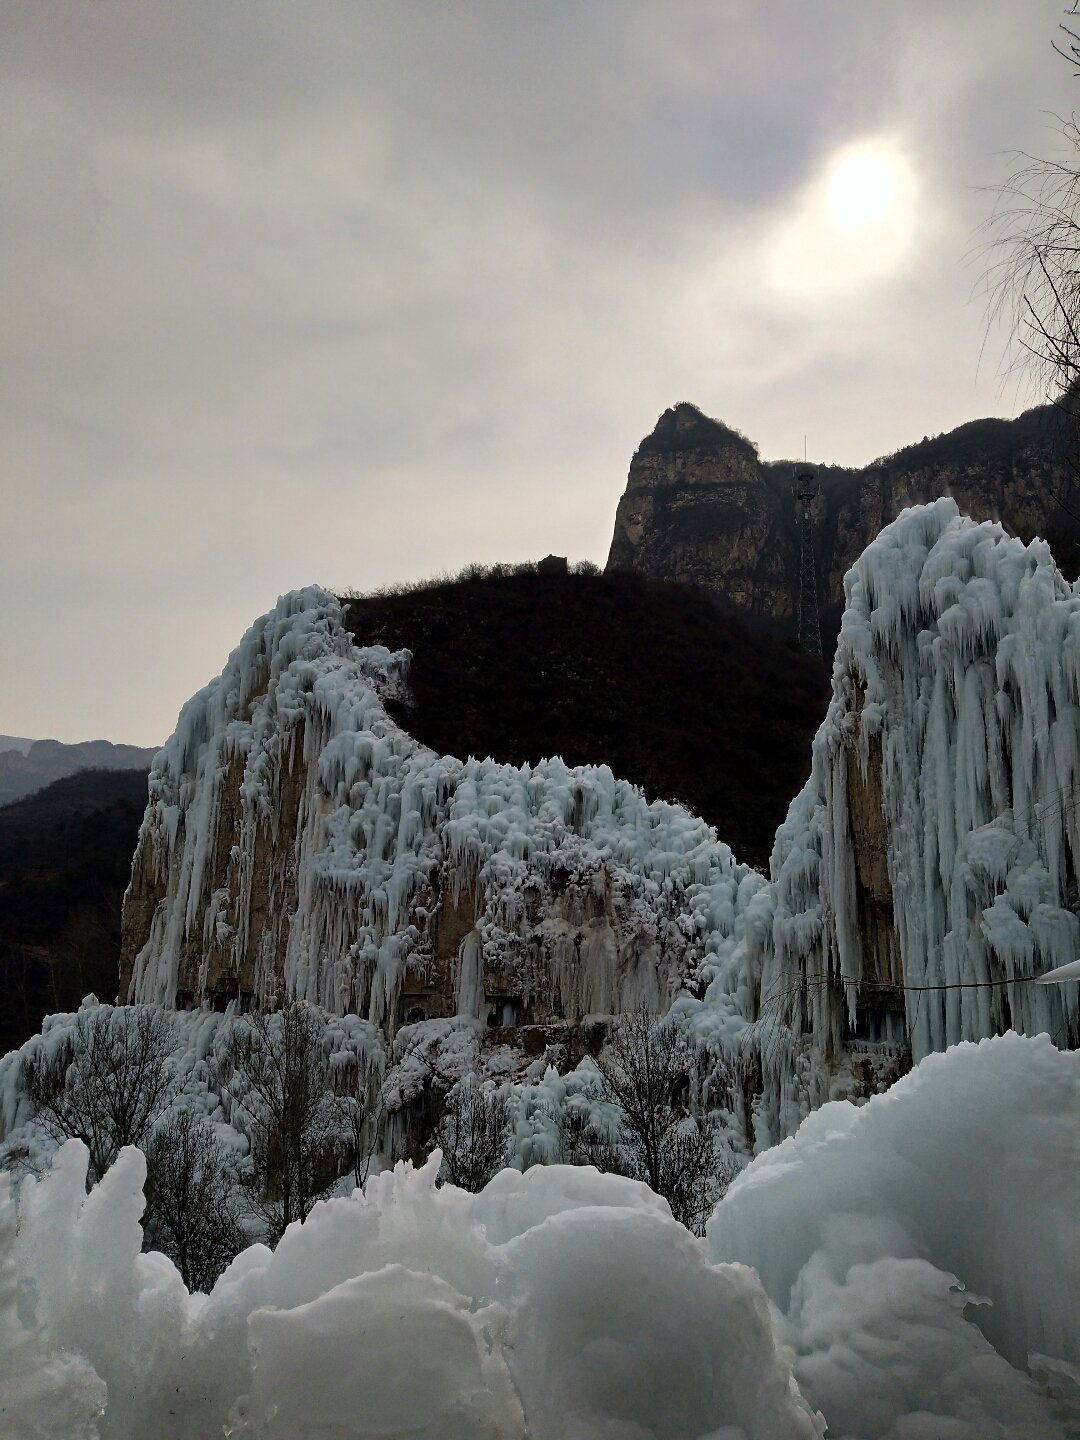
607,400,1080,647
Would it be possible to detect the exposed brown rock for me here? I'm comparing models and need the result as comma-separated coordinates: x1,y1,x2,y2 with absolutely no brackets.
607,401,1080,642
116,831,167,1004
608,405,791,621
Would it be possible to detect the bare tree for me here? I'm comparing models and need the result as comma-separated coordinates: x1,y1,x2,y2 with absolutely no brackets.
330,1044,403,1190
565,1009,737,1235
23,1006,180,1184
216,1003,348,1243
982,7,1080,523
143,1110,246,1292
432,1074,512,1192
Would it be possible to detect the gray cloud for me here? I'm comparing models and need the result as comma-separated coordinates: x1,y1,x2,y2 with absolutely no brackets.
0,0,1072,743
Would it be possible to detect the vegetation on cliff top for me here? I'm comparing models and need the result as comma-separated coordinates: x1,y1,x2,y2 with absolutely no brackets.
342,564,829,873
633,401,759,461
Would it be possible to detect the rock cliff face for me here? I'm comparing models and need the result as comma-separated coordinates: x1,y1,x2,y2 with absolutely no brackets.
607,406,793,621
607,401,1080,642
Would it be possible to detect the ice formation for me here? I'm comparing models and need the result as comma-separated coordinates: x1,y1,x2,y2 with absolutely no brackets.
2,1034,1076,1439
696,496,1080,1139
115,499,1079,1147
120,585,760,1039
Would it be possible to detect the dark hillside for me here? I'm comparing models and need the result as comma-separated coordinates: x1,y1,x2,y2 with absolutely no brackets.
0,769,148,1056
342,567,829,872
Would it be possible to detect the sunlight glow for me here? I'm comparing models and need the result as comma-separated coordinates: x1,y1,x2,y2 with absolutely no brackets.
764,136,918,302
827,150,896,226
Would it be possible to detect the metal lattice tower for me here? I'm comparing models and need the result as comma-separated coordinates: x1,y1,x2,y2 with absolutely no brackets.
793,467,822,657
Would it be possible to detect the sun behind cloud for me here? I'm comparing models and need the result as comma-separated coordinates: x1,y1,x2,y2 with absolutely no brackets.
827,148,897,226
765,136,918,302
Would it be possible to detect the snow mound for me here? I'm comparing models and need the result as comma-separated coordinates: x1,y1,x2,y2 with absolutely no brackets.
4,1146,820,1440
3,1035,1077,1439
708,1032,1080,1438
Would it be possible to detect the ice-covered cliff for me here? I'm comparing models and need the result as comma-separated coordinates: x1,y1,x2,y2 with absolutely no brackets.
120,587,759,1052
694,497,1080,1139
120,500,1079,1142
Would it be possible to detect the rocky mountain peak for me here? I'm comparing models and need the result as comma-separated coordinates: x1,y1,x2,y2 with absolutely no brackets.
633,400,760,466
636,402,759,461
608,399,1080,642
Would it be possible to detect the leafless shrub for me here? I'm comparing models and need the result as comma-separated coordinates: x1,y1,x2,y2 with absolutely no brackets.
432,1074,512,1192
22,1006,180,1184
215,1003,347,1243
143,1110,246,1292
330,1046,397,1189
567,1009,738,1235
980,11,1080,523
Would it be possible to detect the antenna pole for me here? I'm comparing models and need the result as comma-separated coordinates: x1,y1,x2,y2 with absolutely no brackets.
793,461,822,658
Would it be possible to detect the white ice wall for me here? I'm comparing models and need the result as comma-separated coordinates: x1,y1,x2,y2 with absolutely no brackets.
122,501,1080,1144
684,499,1080,1141
123,587,757,1032
775,502,1077,1042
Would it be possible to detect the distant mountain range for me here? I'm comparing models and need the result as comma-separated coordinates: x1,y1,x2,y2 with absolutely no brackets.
0,737,157,809
0,734,35,755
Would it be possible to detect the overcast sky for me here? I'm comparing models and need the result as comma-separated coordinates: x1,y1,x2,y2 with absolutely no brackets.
2,1,1074,745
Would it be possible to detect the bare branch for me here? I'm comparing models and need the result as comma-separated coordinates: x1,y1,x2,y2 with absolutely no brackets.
215,1003,353,1243
22,1007,180,1184
432,1074,512,1192
560,1009,738,1234
143,1110,246,1291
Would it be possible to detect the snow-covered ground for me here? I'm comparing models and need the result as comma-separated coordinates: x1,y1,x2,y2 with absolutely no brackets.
2,1034,1077,1439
